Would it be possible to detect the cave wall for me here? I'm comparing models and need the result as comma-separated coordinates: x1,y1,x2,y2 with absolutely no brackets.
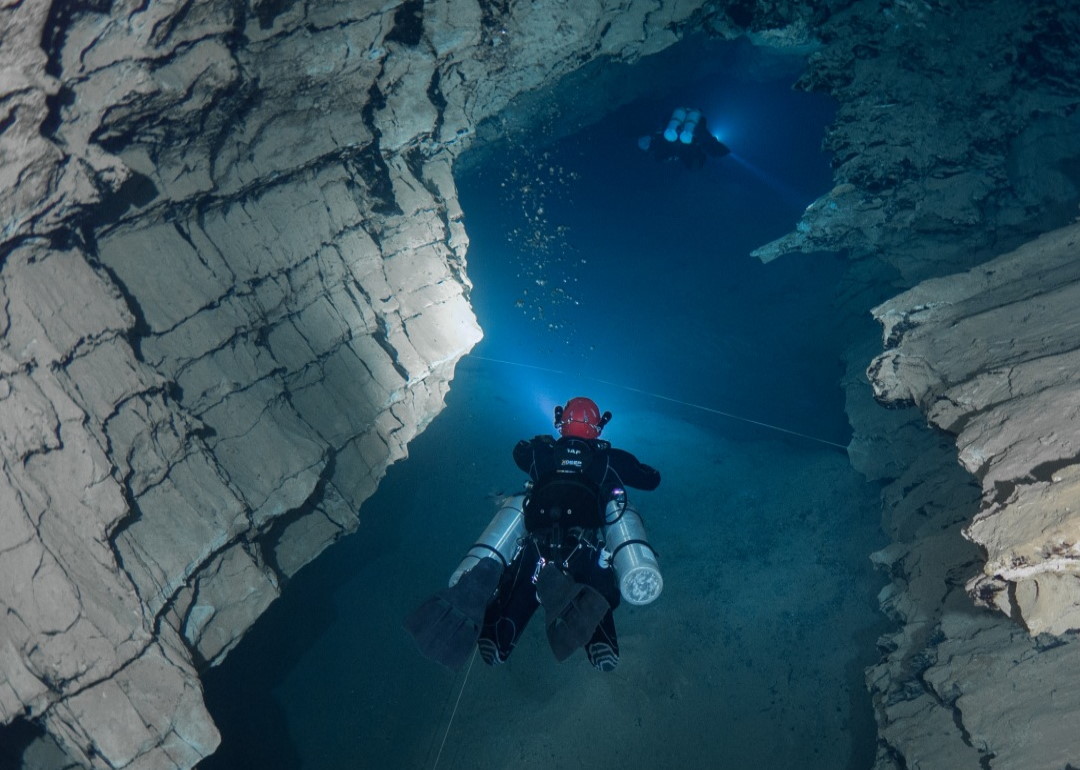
869,225,1080,641
791,2,1080,768
753,0,1080,283
858,224,1080,769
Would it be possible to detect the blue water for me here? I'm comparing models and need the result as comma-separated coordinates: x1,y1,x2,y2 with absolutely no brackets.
199,38,888,770
462,50,848,448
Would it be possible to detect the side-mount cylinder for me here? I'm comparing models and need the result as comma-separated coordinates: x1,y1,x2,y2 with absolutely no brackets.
603,491,662,605
679,109,702,144
664,107,687,142
449,495,526,587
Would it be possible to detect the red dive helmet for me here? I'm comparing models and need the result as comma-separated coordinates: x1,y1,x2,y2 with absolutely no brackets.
554,397,612,439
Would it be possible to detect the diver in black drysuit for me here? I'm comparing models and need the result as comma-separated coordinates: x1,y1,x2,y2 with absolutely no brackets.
640,109,730,169
477,397,661,672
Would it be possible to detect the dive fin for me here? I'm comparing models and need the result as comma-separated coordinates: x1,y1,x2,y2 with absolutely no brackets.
535,565,611,663
403,558,501,669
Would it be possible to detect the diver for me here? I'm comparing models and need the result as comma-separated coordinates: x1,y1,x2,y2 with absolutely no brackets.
480,396,661,671
639,106,730,169
404,397,661,672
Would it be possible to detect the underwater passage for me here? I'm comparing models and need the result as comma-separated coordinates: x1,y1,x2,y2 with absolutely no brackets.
200,37,888,770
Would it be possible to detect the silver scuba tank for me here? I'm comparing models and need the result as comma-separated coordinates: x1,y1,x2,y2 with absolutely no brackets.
603,489,663,605
679,108,702,144
664,107,687,142
448,494,527,587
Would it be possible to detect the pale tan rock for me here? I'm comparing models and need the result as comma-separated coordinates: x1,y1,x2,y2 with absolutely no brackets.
1007,572,1080,636
426,0,483,57
113,450,252,614
96,222,236,334
921,615,1080,770
46,630,219,770
0,2,92,239
1,246,133,366
860,215,1080,769
269,497,359,579
0,372,61,462
869,222,1080,634
173,546,280,666
0,240,162,759
870,685,984,770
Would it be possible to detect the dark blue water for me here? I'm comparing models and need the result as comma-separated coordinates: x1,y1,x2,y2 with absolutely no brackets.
200,38,887,770
462,48,847,448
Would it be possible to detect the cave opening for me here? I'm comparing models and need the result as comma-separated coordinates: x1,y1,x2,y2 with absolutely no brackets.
458,35,852,448
198,35,891,769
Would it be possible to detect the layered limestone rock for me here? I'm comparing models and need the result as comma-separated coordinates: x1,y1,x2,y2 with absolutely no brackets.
868,223,1080,636
845,326,1080,770
760,1,1080,767
2,0,762,767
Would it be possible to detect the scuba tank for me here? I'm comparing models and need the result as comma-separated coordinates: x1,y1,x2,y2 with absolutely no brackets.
663,107,687,142
603,489,663,605
679,109,701,144
448,495,526,587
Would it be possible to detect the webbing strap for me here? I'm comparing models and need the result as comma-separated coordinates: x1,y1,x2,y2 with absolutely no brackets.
467,543,508,568
610,538,659,560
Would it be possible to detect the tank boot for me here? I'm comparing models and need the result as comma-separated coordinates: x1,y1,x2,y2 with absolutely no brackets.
477,637,505,666
586,641,619,672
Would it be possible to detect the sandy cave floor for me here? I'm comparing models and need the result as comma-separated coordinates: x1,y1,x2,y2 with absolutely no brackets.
203,358,890,770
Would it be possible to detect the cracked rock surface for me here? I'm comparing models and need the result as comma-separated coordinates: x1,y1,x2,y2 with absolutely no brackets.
771,1,1080,766
752,0,1080,283
869,223,1080,637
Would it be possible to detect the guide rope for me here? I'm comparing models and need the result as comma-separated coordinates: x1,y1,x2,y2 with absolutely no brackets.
470,355,849,452
431,647,477,770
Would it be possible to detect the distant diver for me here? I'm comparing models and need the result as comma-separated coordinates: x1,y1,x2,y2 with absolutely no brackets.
639,107,730,169
404,397,662,672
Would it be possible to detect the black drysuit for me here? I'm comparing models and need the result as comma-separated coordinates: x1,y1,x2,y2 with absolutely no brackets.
477,435,660,668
